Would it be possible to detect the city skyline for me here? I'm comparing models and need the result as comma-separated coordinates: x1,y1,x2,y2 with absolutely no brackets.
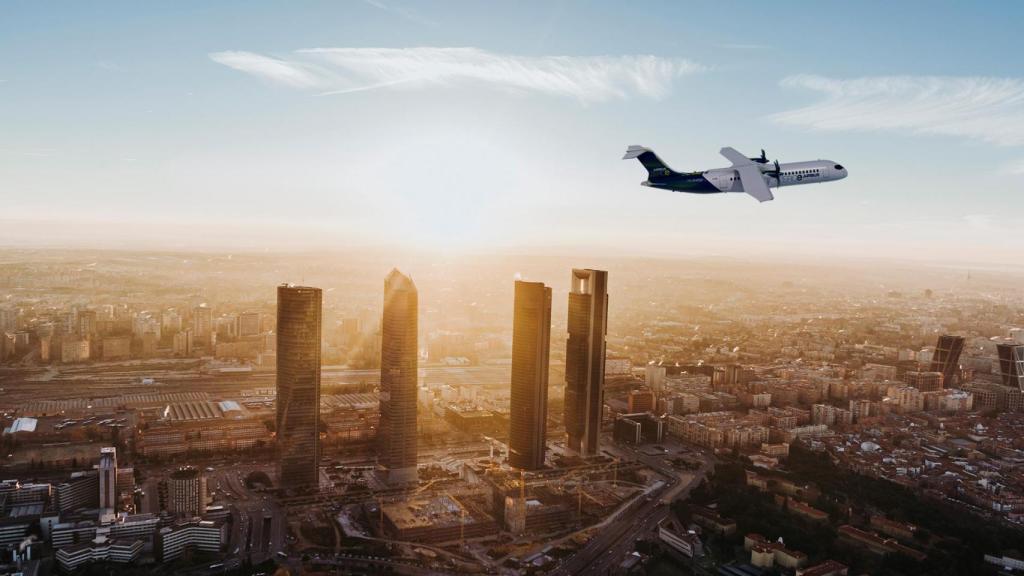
1,249,1023,574
3,2,1024,262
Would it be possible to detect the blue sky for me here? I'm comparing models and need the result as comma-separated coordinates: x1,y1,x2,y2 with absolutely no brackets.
2,1,1023,261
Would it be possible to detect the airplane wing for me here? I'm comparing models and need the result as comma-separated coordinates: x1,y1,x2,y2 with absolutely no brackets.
735,164,774,202
719,147,753,166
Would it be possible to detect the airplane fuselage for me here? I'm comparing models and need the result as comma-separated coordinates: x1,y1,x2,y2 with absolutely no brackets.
644,159,847,194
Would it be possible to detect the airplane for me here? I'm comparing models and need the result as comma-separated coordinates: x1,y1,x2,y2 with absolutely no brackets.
623,145,847,202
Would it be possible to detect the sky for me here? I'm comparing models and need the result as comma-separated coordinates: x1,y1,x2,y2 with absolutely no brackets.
2,1,1023,263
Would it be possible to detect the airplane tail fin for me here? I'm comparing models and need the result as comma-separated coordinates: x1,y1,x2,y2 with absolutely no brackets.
623,145,676,178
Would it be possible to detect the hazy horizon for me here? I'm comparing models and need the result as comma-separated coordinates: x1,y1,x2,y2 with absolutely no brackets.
3,216,1024,270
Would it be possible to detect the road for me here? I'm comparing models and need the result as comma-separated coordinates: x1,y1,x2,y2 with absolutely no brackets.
131,460,286,574
309,553,454,575
551,445,712,576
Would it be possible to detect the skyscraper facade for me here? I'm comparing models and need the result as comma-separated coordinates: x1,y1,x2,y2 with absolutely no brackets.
997,343,1024,391
904,371,944,392
98,446,117,513
378,270,418,485
564,268,609,456
275,284,322,491
645,363,667,399
930,335,965,386
166,467,207,517
508,280,552,470
238,311,262,337
192,305,214,348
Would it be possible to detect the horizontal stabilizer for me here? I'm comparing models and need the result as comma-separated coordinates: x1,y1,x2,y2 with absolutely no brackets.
622,145,649,160
623,145,677,179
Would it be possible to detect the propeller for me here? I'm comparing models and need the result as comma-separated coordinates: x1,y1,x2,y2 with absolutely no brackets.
760,149,768,163
772,160,781,187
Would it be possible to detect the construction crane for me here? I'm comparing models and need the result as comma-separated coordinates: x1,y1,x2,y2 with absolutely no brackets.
481,435,507,468
442,490,469,547
376,477,445,536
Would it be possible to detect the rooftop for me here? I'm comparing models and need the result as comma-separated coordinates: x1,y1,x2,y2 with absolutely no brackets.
3,417,37,434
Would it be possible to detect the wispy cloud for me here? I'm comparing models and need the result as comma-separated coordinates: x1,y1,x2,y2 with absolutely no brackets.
1003,159,1024,175
717,42,771,50
0,147,57,158
210,47,704,103
93,60,121,71
771,75,1024,146
362,0,436,26
208,51,328,88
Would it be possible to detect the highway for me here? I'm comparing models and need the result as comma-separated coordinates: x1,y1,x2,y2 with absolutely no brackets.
309,553,455,575
551,444,711,576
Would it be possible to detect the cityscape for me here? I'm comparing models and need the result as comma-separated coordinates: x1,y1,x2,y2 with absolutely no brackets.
4,2,1024,575
0,251,1022,575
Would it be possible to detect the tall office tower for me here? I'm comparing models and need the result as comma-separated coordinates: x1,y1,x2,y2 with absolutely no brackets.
172,330,194,357
645,363,667,399
275,285,322,491
508,280,552,471
166,467,207,517
628,389,655,413
997,343,1024,391
237,311,262,337
192,305,214,347
76,309,96,338
339,317,361,347
904,371,944,392
161,309,183,334
378,270,419,485
930,335,965,386
98,447,117,513
0,307,16,332
563,268,609,456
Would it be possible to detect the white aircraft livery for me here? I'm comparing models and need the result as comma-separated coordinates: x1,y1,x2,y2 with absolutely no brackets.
623,145,848,202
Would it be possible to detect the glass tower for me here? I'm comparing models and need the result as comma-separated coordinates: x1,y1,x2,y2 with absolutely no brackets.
564,269,608,456
508,280,552,470
275,284,322,491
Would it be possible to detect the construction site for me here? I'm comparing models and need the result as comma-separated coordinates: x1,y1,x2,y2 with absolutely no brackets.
320,445,667,573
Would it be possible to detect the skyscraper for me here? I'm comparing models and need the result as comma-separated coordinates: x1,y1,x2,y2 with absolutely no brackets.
192,305,214,347
76,309,96,338
378,269,418,485
904,371,943,392
930,335,965,386
564,268,608,456
172,330,193,357
645,363,666,399
237,311,262,337
166,467,207,517
508,280,552,470
275,284,322,491
997,343,1024,391
98,446,117,514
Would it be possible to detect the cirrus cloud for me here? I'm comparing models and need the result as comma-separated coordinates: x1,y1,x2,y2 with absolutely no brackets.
771,74,1024,146
209,47,704,103
209,51,329,89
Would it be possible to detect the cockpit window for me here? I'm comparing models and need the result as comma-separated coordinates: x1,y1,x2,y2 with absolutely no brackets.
834,164,844,170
